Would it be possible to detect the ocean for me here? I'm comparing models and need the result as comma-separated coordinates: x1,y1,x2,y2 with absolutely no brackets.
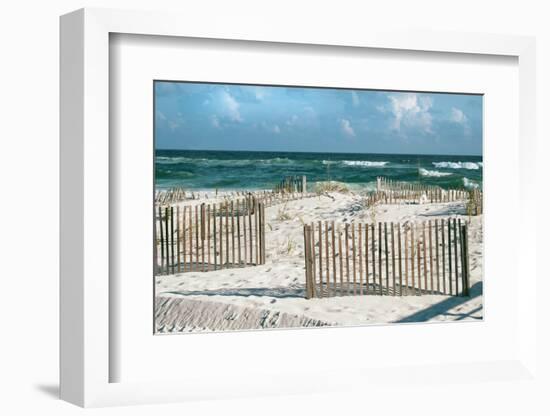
155,149,483,192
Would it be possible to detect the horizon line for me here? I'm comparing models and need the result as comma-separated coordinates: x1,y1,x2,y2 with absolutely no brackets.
155,148,483,158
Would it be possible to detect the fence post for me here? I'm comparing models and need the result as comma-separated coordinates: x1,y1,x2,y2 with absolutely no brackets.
332,221,337,295
158,205,164,275
311,223,318,298
177,206,181,273
325,221,330,296
447,218,452,295
201,203,206,272
165,207,171,274
304,225,312,299
231,201,236,268
384,222,389,295
195,205,200,271
461,224,470,296
261,202,266,264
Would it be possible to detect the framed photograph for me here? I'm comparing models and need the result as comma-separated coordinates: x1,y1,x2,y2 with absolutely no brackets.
60,8,537,407
153,80,484,335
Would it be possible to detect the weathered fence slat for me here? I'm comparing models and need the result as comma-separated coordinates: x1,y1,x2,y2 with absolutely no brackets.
461,223,470,296
429,220,433,294
441,218,446,294
326,221,331,297
345,224,350,295
398,224,403,296
339,224,344,296
195,205,199,271
404,224,409,295
352,223,357,295
447,218,452,295
332,221,337,294
411,224,417,294
378,223,383,295
391,222,396,296
358,223,363,296
365,225,370,295
423,222,427,293
370,224,376,293
454,218,459,295
318,221,324,297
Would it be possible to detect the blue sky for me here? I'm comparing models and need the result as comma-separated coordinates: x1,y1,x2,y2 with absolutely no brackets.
155,82,482,156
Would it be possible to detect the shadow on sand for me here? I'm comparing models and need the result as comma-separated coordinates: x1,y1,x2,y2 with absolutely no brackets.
164,286,307,299
393,281,483,323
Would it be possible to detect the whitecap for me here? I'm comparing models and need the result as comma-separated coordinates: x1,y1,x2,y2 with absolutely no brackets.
463,177,480,189
432,161,481,170
419,168,452,177
341,160,389,167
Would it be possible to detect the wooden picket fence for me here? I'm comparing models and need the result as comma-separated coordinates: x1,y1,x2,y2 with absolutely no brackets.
274,175,307,193
155,188,268,206
371,176,482,214
364,188,470,207
303,219,470,299
467,189,483,215
155,198,266,275
155,187,188,205
377,176,441,194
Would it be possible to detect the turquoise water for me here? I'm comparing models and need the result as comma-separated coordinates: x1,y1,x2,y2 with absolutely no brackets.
155,149,482,191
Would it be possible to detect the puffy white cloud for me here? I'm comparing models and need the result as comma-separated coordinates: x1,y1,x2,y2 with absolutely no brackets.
450,107,471,136
450,107,468,124
220,90,242,122
388,93,433,134
339,118,356,137
273,124,281,134
157,111,184,132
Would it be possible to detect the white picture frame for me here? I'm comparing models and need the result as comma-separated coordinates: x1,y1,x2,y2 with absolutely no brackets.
60,7,537,407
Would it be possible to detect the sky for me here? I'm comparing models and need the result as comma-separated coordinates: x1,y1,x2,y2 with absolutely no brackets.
155,81,483,156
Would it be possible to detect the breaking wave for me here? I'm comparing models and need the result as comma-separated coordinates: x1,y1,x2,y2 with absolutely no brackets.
339,160,389,167
156,156,294,167
432,161,482,170
419,168,452,177
463,177,480,189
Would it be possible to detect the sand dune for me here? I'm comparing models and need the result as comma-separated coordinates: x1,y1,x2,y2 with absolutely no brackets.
156,191,483,332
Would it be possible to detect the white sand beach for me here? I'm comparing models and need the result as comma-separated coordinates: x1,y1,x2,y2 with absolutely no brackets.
155,190,483,333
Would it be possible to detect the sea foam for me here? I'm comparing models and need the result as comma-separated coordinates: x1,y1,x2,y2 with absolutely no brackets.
432,161,482,170
463,177,480,189
340,160,389,167
419,168,452,177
